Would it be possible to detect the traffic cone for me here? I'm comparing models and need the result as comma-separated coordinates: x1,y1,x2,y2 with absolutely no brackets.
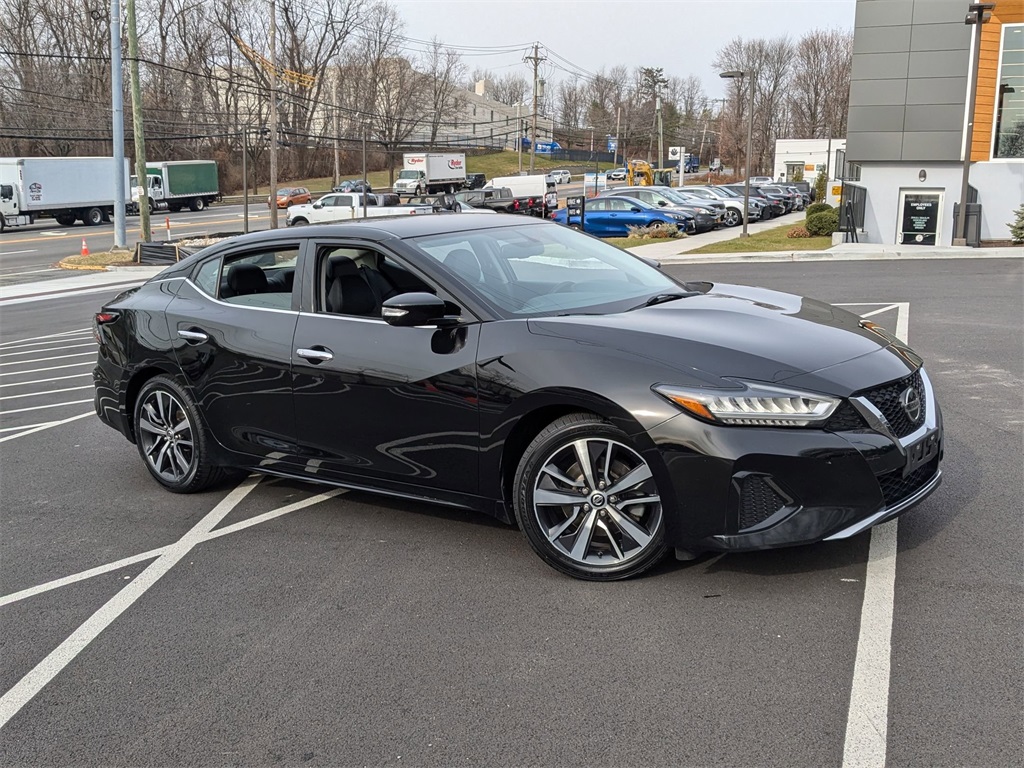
81,238,90,257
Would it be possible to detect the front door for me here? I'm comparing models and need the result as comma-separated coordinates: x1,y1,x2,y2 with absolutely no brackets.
290,242,481,495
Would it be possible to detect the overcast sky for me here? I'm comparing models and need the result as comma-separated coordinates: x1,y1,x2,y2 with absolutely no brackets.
391,0,856,98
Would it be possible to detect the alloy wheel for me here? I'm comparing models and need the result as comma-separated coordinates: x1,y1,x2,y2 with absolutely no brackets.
137,389,196,483
532,438,662,567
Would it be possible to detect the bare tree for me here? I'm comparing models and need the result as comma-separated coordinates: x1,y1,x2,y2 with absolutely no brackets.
490,72,529,106
423,37,466,149
789,28,853,138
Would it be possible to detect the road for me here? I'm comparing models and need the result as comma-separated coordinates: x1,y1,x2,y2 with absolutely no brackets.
0,256,1020,767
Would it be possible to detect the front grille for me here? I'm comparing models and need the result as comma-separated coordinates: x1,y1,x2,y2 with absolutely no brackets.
824,401,867,432
859,370,926,438
878,457,939,507
738,475,788,530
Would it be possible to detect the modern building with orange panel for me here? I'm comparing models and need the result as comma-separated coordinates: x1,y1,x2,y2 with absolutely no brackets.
844,0,1022,246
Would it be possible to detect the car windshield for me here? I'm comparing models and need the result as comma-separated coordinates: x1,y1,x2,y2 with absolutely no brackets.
398,170,419,179
277,188,293,195
408,223,679,317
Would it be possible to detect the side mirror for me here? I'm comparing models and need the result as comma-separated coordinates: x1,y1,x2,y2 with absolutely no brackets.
382,292,457,327
630,207,642,213
313,202,323,209
657,201,668,206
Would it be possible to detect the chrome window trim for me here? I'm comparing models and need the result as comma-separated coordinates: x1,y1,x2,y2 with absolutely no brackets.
178,276,301,316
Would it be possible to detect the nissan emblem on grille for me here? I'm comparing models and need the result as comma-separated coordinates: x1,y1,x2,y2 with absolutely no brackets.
900,385,921,422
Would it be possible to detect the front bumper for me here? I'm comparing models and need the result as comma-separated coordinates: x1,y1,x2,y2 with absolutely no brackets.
647,368,944,552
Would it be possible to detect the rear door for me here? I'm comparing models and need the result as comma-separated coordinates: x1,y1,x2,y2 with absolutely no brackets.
166,241,303,464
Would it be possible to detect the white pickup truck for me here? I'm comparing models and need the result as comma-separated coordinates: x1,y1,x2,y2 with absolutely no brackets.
286,193,432,226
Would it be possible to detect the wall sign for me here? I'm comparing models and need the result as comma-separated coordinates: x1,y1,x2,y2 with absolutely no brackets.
898,192,941,246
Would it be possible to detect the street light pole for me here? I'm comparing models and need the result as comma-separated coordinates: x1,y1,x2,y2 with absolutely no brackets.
720,69,755,238
109,0,127,249
954,2,994,246
268,0,279,230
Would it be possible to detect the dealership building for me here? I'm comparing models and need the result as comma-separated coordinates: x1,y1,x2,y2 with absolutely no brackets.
843,0,1022,246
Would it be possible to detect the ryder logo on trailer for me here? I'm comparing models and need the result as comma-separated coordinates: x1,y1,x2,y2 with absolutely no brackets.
408,157,424,164
448,159,463,169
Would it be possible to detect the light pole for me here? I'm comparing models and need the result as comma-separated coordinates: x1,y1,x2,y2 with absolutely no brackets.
106,0,127,249
954,2,994,246
720,69,755,238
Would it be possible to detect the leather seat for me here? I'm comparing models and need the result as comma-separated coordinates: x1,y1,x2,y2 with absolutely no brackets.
325,255,376,316
224,263,268,298
442,248,483,283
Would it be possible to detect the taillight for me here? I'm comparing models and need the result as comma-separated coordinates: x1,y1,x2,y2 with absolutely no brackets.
513,200,520,210
93,311,118,343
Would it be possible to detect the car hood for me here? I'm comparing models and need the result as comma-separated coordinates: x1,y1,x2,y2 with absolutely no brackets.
527,283,909,390
288,203,315,215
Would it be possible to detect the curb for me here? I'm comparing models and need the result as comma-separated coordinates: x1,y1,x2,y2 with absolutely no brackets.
57,258,112,272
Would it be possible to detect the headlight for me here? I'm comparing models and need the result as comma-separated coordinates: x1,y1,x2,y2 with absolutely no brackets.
653,381,839,427
693,207,711,214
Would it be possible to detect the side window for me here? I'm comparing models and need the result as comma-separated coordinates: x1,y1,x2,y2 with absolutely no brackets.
216,247,300,309
588,199,607,211
194,257,220,296
318,246,433,317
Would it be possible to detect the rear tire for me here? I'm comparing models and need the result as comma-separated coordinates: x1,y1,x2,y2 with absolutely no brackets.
133,375,227,493
723,209,741,227
82,207,103,226
55,213,76,226
189,197,206,212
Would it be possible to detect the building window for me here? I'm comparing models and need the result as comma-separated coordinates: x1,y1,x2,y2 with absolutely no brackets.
994,24,1024,158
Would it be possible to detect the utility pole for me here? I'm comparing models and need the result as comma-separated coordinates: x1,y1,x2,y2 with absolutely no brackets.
525,44,544,173
333,74,340,189
614,106,621,167
268,0,279,230
110,0,126,249
126,0,149,242
656,92,664,170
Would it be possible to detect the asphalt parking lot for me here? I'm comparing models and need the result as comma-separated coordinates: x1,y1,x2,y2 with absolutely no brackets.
0,257,1020,767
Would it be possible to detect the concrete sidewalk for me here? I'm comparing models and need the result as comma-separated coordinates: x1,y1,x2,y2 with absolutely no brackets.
0,265,166,304
626,210,1022,263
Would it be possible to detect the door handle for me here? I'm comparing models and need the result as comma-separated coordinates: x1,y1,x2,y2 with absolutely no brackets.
177,329,209,343
296,346,334,363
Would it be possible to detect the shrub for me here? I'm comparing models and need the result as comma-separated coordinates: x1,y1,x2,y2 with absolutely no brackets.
814,166,828,204
626,223,682,239
805,202,833,218
806,208,840,236
787,225,811,238
1009,203,1024,244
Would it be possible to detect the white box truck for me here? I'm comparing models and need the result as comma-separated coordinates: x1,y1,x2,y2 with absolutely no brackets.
131,160,219,213
393,153,467,197
0,156,130,232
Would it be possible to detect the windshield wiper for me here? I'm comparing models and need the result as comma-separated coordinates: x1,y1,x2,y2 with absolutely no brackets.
631,291,701,310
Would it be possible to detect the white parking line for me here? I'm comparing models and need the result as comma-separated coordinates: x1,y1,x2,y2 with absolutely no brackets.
0,412,92,443
1,362,94,376
0,328,92,348
0,352,95,367
0,343,95,359
0,385,94,401
1,398,93,415
0,487,346,608
841,301,909,768
0,476,262,730
0,373,93,389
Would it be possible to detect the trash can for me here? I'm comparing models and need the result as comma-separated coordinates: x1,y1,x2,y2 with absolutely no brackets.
952,202,982,247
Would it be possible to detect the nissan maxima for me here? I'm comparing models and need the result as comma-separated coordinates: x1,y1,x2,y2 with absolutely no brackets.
93,216,943,580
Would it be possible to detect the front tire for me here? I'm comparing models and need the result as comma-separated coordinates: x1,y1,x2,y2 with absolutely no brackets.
134,375,226,493
513,413,667,580
723,208,741,227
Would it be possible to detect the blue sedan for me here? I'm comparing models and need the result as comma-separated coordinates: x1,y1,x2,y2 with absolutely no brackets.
551,196,695,237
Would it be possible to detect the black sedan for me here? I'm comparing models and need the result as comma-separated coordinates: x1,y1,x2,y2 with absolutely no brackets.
93,216,943,580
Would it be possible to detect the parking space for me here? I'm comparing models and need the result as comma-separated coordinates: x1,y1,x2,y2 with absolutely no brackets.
0,258,1020,766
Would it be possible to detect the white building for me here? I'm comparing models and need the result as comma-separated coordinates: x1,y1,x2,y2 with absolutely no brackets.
773,138,848,183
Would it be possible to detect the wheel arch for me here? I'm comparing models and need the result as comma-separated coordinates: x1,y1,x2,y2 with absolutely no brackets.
123,363,182,442
494,388,659,521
